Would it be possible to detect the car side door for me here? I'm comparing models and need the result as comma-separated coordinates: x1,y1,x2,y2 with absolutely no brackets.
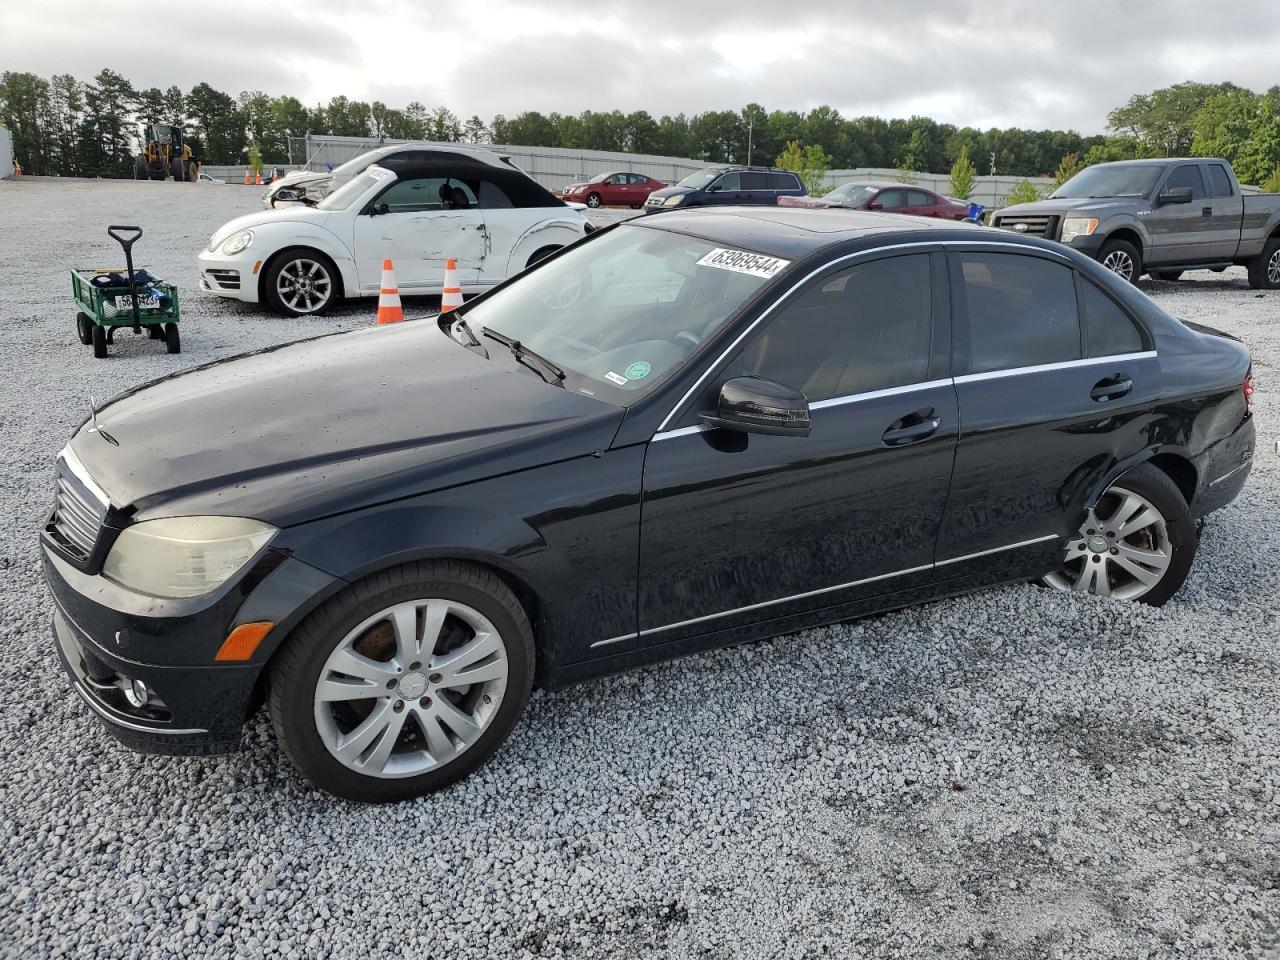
1148,163,1212,264
1203,161,1245,259
903,189,940,217
706,172,743,204
634,251,957,649
870,188,909,213
936,249,1160,583
350,175,487,292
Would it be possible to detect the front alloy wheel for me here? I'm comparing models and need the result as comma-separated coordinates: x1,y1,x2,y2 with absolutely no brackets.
1043,465,1196,605
270,561,534,801
265,252,336,316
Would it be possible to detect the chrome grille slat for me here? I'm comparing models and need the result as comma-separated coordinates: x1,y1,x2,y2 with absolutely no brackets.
50,455,108,560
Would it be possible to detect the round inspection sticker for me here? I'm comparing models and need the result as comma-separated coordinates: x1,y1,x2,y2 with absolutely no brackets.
624,361,651,380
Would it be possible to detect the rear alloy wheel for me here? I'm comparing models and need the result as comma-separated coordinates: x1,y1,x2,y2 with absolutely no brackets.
1098,238,1142,284
586,192,602,208
1043,465,1195,605
270,561,534,802
1247,238,1280,290
264,251,336,316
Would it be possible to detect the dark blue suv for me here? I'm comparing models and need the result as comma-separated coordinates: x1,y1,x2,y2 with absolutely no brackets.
643,166,806,212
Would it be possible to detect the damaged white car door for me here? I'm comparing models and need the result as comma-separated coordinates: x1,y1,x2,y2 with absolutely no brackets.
351,175,488,291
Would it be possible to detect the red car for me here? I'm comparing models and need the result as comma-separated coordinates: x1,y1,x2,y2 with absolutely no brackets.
561,171,667,209
778,180,969,219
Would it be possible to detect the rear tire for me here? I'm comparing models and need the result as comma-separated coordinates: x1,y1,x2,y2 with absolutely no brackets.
164,323,180,354
1247,237,1280,290
269,561,536,802
1042,463,1196,606
1098,238,1143,284
76,312,93,345
133,156,146,181
170,158,183,181
1151,270,1183,281
92,324,107,358
525,245,562,270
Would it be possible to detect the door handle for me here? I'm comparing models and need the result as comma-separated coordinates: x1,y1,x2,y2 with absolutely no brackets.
1090,375,1133,402
1202,206,1212,217
882,409,941,446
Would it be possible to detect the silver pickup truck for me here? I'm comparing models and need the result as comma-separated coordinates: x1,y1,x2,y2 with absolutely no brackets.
992,158,1280,289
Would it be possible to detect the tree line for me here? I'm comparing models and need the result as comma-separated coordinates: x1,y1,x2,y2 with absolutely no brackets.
2,71,1279,189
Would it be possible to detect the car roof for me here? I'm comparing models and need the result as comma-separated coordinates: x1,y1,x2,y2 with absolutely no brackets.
632,206,1031,259
834,180,929,191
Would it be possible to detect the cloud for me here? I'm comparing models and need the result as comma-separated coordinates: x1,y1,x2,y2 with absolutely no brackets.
3,0,1279,134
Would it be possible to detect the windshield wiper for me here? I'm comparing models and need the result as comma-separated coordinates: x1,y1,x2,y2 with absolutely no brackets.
449,313,480,346
481,326,565,387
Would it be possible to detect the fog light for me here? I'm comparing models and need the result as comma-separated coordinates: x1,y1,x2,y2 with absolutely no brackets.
124,678,150,708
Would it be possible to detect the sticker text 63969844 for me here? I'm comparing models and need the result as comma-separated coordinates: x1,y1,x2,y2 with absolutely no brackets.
696,248,791,279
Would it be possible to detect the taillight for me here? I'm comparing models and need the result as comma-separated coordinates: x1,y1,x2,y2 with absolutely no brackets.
1243,367,1254,413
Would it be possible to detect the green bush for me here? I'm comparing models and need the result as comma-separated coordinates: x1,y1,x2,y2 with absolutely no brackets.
1262,162,1280,194
776,140,832,196
1053,153,1081,187
1004,179,1042,206
949,145,976,200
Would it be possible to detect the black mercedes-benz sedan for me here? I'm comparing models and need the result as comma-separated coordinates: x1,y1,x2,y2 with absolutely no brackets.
43,208,1255,802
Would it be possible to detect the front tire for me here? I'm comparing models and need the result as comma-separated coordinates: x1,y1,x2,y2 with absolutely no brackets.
586,192,602,208
133,156,146,181
92,324,107,358
1042,464,1196,606
262,249,338,317
269,561,535,802
1098,238,1143,284
1247,237,1280,290
164,323,180,354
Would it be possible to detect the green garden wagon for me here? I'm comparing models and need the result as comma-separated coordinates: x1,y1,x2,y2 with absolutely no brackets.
71,226,181,358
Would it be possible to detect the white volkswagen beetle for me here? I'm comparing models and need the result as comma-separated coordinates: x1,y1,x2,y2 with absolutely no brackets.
198,153,592,316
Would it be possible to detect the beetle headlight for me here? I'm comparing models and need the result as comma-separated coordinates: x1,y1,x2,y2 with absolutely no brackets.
221,230,254,255
1060,217,1098,243
103,517,277,598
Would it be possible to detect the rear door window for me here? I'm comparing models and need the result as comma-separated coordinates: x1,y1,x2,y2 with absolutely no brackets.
908,190,935,207
876,189,908,209
1080,279,1145,357
954,253,1081,374
769,172,800,190
1165,164,1206,200
1207,163,1234,198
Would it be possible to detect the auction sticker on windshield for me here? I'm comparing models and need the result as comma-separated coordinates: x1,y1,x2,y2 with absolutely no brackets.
697,248,791,279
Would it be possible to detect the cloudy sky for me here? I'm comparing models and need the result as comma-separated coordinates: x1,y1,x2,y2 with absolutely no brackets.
4,0,1279,132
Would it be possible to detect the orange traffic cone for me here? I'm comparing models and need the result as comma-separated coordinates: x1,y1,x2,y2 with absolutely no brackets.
254,170,263,186
244,169,250,185
441,259,463,313
376,259,404,325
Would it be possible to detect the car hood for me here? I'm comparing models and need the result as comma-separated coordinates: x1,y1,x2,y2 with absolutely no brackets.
270,170,328,189
647,186,694,199
71,322,624,527
208,206,335,250
998,197,1141,217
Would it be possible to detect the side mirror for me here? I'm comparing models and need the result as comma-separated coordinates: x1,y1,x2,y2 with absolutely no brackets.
866,201,883,211
705,184,719,193
701,377,811,437
1158,187,1193,206
366,201,389,217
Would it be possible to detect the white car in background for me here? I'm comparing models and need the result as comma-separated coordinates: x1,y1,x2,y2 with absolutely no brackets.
196,171,225,184
262,142,519,208
198,153,592,316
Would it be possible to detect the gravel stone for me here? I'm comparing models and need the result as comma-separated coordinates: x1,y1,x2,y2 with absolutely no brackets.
0,178,1277,959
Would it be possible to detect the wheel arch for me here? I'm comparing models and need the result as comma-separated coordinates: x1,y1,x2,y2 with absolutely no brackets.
1101,226,1145,258
257,244,349,305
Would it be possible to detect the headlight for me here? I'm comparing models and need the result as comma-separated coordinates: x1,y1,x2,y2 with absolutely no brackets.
220,230,254,255
663,195,684,207
1060,217,1098,243
103,516,277,598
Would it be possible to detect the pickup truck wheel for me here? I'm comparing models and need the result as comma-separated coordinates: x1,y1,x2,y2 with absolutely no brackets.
1247,238,1280,290
1151,270,1183,281
1099,239,1142,284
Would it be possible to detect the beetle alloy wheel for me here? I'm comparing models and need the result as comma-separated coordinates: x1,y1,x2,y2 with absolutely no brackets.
277,258,333,314
1101,250,1135,281
1043,484,1172,601
1268,248,1280,285
313,599,509,779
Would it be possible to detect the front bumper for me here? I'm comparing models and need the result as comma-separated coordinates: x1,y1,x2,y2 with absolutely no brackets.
43,542,342,755
196,248,259,303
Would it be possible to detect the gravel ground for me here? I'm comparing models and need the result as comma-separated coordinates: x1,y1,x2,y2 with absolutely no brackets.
0,178,1277,959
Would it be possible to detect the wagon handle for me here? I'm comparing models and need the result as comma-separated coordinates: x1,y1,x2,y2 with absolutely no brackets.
107,225,144,332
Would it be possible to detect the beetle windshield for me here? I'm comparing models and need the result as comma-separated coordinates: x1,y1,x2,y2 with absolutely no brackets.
317,169,385,210
1049,164,1165,199
458,224,783,400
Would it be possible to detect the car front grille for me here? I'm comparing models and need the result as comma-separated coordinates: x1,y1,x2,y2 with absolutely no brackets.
993,214,1061,240
48,455,108,562
205,269,240,290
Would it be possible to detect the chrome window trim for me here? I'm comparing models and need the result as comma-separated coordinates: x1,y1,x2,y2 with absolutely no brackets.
809,378,954,411
589,532,1058,648
656,238,1076,432
953,351,1157,385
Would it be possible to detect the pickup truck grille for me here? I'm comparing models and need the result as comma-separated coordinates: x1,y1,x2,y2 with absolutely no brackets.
993,214,1061,240
47,455,108,562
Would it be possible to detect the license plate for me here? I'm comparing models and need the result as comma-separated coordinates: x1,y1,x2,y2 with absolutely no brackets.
114,294,159,309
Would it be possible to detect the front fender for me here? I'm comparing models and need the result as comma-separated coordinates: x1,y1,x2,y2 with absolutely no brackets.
251,222,358,300
1096,213,1152,252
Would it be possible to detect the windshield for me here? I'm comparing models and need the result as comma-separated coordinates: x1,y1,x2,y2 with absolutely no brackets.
1050,164,1165,199
823,183,878,206
676,169,720,189
332,146,396,179
317,167,387,210
458,225,784,399
588,172,612,183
